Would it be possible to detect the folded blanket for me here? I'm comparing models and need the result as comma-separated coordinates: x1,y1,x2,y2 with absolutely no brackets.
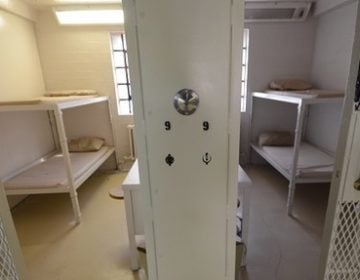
266,89,344,99
269,80,313,91
45,90,98,97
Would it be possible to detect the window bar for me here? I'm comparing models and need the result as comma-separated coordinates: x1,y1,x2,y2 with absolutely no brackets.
121,34,132,113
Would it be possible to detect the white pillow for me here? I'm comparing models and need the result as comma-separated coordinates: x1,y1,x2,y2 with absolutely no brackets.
68,137,105,152
258,131,294,147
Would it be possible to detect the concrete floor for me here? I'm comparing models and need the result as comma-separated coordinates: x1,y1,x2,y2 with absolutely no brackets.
241,165,330,280
10,165,330,280
11,172,147,280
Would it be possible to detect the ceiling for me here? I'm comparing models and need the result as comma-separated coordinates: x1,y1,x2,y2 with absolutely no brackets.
23,0,317,9
23,0,121,8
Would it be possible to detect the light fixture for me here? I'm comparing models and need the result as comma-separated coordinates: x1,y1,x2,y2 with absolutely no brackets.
55,8,124,25
0,0,10,7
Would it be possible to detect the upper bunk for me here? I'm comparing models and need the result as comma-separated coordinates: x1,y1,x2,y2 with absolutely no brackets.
252,90,344,105
0,96,108,112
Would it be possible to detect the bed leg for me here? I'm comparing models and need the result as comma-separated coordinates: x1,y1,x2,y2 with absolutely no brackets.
70,193,82,224
287,182,296,216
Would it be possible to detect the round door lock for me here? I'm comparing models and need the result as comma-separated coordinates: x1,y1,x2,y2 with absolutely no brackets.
174,89,199,116
354,178,360,191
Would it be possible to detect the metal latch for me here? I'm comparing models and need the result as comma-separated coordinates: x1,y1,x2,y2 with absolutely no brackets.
354,178,360,191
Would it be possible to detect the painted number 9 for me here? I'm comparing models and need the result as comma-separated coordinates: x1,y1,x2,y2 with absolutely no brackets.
165,121,171,131
203,121,209,131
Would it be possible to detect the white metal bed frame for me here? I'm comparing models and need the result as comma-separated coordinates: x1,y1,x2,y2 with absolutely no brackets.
0,97,116,224
251,92,344,215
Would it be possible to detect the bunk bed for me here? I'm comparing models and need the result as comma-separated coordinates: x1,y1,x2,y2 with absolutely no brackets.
0,96,117,224
251,91,344,215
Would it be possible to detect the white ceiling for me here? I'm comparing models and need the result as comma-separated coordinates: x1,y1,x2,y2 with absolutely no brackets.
23,0,121,8
23,0,316,9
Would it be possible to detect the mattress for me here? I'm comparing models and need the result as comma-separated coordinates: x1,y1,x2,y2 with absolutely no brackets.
261,143,334,178
266,89,344,99
4,147,111,190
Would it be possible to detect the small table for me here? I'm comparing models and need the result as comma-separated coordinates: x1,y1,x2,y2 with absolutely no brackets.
121,160,252,271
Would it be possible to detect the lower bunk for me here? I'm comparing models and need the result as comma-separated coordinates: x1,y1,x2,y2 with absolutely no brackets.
251,142,334,214
3,146,115,222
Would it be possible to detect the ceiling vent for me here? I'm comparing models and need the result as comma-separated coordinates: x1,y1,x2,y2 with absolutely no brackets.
245,1,313,23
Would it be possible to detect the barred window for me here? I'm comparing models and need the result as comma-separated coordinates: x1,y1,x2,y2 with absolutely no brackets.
111,33,132,115
241,29,250,112
110,31,249,114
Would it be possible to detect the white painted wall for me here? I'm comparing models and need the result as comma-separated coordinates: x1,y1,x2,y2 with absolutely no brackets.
243,20,317,162
0,10,44,101
0,0,36,22
0,8,53,206
312,2,358,91
63,102,117,169
246,2,357,161
0,112,54,179
35,10,134,161
315,0,357,16
306,1,358,154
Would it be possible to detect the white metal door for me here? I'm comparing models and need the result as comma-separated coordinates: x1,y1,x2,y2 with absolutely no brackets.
0,182,27,280
123,0,244,279
320,3,360,279
322,111,360,280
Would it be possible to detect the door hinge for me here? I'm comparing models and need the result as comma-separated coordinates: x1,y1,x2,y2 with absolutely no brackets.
354,62,360,110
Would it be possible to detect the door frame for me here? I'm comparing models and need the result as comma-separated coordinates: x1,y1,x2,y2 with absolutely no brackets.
0,181,27,279
122,0,244,279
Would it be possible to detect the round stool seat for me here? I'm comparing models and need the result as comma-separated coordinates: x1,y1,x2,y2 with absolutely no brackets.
109,186,124,200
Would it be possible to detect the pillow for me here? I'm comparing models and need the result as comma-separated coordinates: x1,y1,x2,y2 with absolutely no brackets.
68,137,105,152
258,131,294,147
269,80,312,91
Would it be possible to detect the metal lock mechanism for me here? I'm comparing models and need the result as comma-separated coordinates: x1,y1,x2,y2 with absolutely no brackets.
174,89,199,116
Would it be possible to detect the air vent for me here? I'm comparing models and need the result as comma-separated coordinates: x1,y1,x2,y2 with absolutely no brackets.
245,1,313,22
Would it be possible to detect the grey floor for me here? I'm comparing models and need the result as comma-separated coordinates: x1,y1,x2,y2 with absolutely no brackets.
241,165,330,280
12,165,330,280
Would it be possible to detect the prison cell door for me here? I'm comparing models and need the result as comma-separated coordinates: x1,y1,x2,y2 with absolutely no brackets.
123,0,244,279
321,110,360,280
320,3,360,279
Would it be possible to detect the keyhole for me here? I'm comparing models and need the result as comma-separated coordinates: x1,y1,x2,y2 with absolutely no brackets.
165,121,171,131
202,153,212,165
166,154,175,166
203,121,209,131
